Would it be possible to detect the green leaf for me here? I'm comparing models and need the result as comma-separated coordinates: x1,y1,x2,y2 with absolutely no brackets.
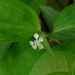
72,62,75,75
30,42,75,75
30,51,75,75
52,40,75,54
46,72,72,75
15,0,47,15
50,4,75,40
40,6,60,31
0,38,46,75
40,34,54,55
0,0,41,42
0,42,11,60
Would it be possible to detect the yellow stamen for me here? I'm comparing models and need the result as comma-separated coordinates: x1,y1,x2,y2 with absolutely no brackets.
38,49,40,51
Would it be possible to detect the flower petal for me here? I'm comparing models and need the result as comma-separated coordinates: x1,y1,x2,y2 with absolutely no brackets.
32,45,37,49
34,33,39,39
38,44,44,49
29,41,34,45
39,37,44,42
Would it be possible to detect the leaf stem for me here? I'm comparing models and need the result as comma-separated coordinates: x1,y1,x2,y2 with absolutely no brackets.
49,36,62,45
46,33,62,45
38,31,62,45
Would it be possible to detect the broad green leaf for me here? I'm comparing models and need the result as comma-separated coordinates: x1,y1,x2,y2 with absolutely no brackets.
40,6,60,31
40,34,54,55
30,42,75,75
30,51,75,75
47,0,70,10
0,42,11,60
52,40,75,55
50,4,75,40
15,0,47,15
72,62,75,75
0,38,46,75
0,0,41,42
46,72,72,75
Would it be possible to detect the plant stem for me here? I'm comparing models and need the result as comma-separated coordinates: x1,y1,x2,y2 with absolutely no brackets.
50,36,62,45
46,34,62,45
38,31,62,45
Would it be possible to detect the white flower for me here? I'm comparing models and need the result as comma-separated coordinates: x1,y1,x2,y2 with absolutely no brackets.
29,33,44,51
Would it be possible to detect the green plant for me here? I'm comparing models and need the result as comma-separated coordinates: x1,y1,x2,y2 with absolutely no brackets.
0,0,75,75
